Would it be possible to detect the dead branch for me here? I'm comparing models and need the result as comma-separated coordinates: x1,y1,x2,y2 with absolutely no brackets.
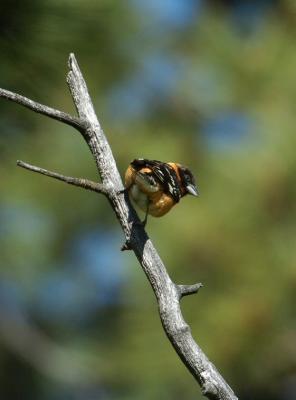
17,160,107,194
0,54,238,400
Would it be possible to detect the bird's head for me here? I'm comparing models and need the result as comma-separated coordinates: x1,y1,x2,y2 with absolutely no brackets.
178,165,198,197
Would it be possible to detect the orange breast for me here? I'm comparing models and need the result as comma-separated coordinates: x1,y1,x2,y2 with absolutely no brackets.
125,165,136,188
148,192,175,217
125,165,175,217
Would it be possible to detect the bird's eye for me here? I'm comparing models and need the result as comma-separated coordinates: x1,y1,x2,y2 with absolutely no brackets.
185,173,194,185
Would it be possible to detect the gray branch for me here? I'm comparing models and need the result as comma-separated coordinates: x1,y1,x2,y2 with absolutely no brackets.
0,88,82,131
17,160,107,195
0,53,238,400
178,283,203,298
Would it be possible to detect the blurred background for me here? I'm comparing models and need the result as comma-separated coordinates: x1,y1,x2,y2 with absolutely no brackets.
0,0,296,399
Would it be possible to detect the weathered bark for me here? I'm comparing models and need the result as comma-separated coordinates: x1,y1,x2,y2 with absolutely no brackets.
0,54,238,400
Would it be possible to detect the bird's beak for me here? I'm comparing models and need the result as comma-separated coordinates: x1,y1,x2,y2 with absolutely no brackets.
186,184,198,196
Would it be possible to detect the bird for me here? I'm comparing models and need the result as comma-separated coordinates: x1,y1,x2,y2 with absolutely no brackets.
124,158,198,226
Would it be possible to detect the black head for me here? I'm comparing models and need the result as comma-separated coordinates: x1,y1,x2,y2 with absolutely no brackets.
178,165,198,196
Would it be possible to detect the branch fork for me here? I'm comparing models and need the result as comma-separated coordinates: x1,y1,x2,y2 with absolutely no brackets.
0,53,238,400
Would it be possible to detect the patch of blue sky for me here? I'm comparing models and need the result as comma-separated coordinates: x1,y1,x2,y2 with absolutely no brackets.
177,61,234,114
34,228,128,323
107,0,204,120
107,52,185,120
202,111,254,150
35,273,87,321
35,277,118,324
0,202,56,250
130,0,203,31
68,229,128,296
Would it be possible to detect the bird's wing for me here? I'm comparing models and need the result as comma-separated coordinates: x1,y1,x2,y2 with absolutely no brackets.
131,159,182,202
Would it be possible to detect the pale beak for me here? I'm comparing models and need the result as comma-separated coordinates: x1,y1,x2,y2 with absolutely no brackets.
186,184,198,196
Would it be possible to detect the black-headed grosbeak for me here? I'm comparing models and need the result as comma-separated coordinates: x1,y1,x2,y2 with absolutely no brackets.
125,158,198,225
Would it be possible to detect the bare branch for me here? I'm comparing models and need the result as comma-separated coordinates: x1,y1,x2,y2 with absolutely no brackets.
3,54,239,400
178,283,203,298
17,160,107,195
65,53,238,400
66,53,123,188
0,88,83,131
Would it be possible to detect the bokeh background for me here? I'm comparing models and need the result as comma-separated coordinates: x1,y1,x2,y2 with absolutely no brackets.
1,0,296,399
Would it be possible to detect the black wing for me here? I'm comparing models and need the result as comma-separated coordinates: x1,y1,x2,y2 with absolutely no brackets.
131,159,182,202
